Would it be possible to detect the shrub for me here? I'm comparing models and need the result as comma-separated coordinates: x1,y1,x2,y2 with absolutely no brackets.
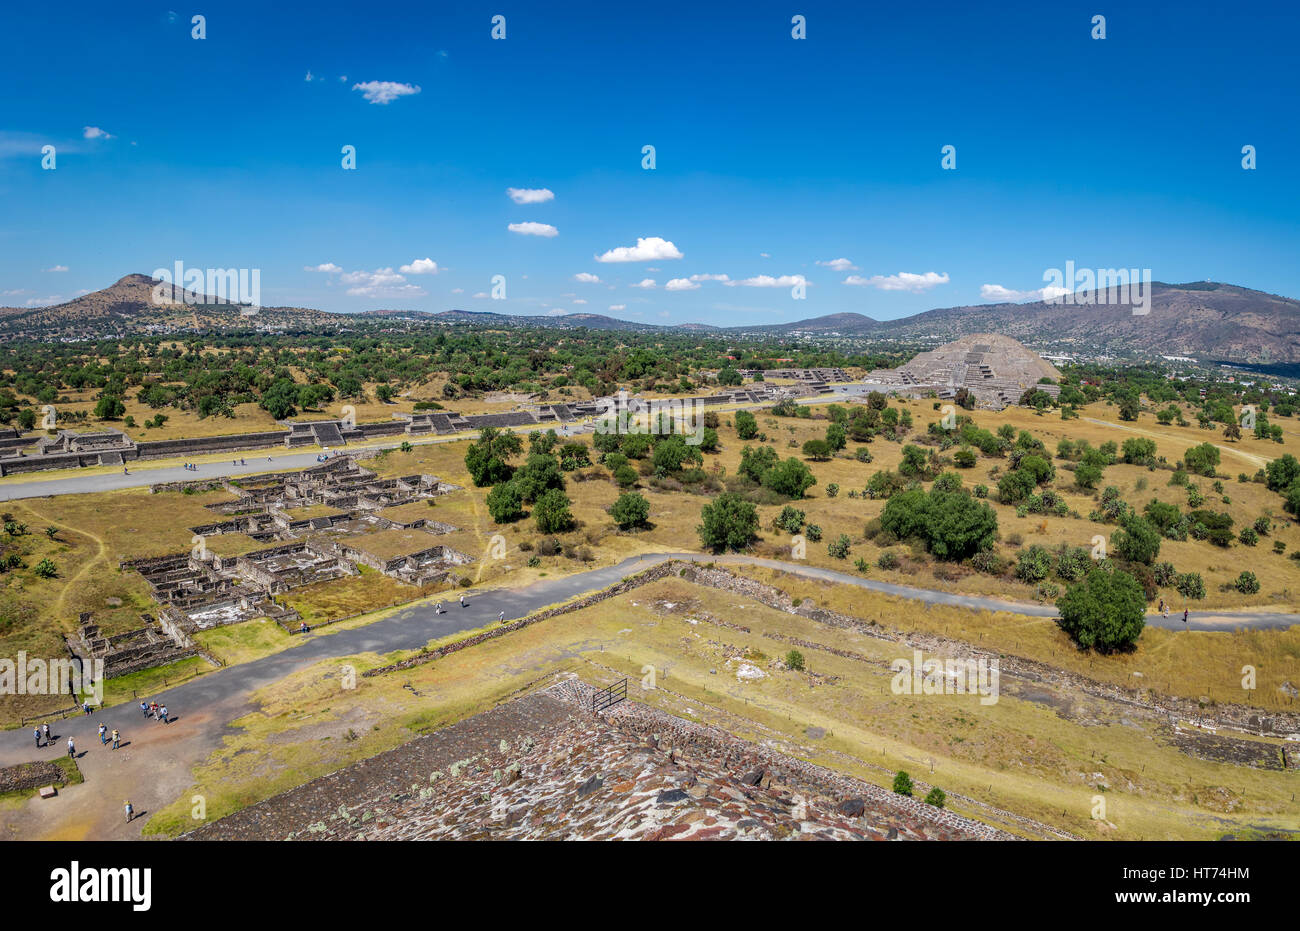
773,505,806,534
33,558,58,579
784,649,805,671
880,486,998,561
1239,527,1258,546
1184,442,1220,477
826,482,839,498
804,523,822,542
892,771,913,797
827,534,851,559
877,551,900,570
1175,572,1206,600
924,787,946,808
1111,514,1161,565
1235,571,1260,594
1015,545,1053,583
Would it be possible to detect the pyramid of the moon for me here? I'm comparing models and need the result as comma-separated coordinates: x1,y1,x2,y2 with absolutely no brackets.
864,333,1063,409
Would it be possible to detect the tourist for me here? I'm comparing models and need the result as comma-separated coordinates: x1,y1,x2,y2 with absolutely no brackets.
1183,608,1189,626
111,729,120,749
140,701,149,717
125,801,134,823
67,737,75,759
82,701,91,716
434,602,443,614
498,610,506,624
34,727,41,749
42,722,51,744
98,723,107,745
459,593,466,608
159,706,168,724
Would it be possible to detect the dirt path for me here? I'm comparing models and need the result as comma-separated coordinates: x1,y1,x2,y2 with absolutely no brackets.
1083,418,1271,469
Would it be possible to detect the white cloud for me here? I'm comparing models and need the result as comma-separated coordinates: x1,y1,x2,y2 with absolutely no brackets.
844,271,949,292
472,292,489,299
82,126,114,140
24,295,63,307
629,278,656,289
609,304,626,311
572,272,601,283
980,283,1071,303
728,274,806,288
304,263,342,273
817,258,857,272
665,278,699,291
507,187,555,205
689,273,730,282
44,265,69,273
339,75,347,82
399,257,439,275
508,221,558,238
339,267,426,298
450,287,464,294
572,298,588,305
594,236,683,263
759,252,771,258
352,81,421,105
304,71,316,82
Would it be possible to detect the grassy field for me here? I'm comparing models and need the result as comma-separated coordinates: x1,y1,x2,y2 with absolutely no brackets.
144,576,1300,840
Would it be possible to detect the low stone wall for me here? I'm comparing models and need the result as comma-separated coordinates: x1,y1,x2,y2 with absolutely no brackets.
363,562,679,677
0,760,70,794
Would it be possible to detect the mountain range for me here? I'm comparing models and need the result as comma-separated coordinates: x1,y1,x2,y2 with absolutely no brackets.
3,275,1299,363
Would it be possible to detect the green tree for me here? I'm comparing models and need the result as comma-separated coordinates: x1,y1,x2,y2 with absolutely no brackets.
610,491,650,529
697,492,759,551
762,457,817,499
1111,514,1161,565
485,481,525,523
465,426,523,487
532,488,574,534
924,787,946,808
892,771,914,797
1055,568,1147,652
734,410,758,439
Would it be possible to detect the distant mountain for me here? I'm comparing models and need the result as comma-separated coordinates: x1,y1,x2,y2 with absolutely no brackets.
882,282,1300,363
5,275,1299,363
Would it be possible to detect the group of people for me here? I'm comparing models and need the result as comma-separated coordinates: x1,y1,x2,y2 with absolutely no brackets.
1156,599,1191,625
140,700,169,723
96,722,121,749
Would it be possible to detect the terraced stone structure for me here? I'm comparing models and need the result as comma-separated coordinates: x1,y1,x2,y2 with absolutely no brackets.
126,457,471,633
864,333,1063,409
184,676,1008,841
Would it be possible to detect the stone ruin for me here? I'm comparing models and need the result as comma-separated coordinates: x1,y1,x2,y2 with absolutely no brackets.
66,612,198,681
863,333,1063,410
125,457,472,634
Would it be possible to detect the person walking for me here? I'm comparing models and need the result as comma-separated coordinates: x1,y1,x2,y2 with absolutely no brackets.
140,701,149,717
1183,608,1189,627
42,722,51,745
66,737,75,759
434,602,443,614
34,727,42,749
111,729,120,749
498,610,506,624
124,801,134,823
98,723,108,745
460,593,466,608
159,706,168,724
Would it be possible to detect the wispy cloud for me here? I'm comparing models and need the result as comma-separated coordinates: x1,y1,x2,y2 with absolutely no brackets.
304,263,342,273
629,278,656,289
572,272,601,283
507,187,555,205
508,221,558,238
399,258,439,274
82,126,114,140
727,274,806,288
844,271,948,292
689,273,730,283
817,257,856,272
980,283,1070,303
352,81,421,104
44,265,69,273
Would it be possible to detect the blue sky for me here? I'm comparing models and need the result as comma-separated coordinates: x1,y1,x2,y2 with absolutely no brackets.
2,0,1298,324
